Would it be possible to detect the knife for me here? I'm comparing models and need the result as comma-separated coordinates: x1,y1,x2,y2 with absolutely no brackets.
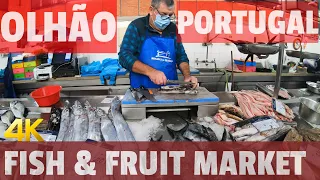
166,80,194,85
138,87,157,102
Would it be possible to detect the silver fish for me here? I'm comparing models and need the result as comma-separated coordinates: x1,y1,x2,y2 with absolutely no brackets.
98,108,119,141
87,107,102,141
110,97,135,141
231,127,258,138
183,130,202,141
64,113,75,141
72,101,89,141
10,101,26,119
1,110,14,126
56,106,70,141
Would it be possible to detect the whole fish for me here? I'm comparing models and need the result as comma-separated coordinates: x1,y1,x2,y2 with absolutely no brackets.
56,106,71,142
187,123,218,141
1,110,14,126
183,130,203,141
167,123,188,141
72,101,89,141
87,107,102,141
231,127,258,138
64,112,75,141
10,101,27,119
110,97,135,141
98,108,119,141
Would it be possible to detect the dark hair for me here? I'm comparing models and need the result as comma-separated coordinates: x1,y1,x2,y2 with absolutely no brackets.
151,0,174,8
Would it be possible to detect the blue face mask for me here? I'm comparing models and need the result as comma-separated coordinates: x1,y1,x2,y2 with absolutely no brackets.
154,14,171,30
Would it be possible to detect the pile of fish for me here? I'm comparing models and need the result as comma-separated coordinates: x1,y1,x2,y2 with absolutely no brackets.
232,90,295,121
57,97,135,142
231,119,292,142
0,101,28,138
214,104,246,126
166,121,225,142
266,85,292,99
284,127,320,141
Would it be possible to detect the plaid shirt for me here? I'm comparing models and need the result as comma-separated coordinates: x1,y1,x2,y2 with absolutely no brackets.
118,15,189,71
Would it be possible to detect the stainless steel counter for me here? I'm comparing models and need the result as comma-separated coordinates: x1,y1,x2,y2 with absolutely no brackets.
5,72,319,97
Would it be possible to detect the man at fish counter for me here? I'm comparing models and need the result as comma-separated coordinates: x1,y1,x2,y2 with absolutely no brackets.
118,0,198,88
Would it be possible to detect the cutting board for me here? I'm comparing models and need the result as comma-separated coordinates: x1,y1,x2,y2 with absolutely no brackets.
121,87,219,106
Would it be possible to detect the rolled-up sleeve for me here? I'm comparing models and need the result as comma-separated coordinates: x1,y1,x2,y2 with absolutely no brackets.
118,23,140,71
175,34,189,65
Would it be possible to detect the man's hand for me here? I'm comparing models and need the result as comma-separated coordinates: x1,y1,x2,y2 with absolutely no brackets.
148,70,167,85
184,76,198,88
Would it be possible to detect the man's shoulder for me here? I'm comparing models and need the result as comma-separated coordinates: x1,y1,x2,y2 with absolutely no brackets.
130,16,147,30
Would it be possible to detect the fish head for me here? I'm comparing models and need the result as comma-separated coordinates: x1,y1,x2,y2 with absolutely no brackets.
62,107,70,117
96,108,106,117
84,101,91,108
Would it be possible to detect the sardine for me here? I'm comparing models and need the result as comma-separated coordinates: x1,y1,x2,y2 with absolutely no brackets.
10,101,27,119
87,107,102,142
231,127,258,138
98,108,119,141
56,106,70,141
1,110,14,126
110,97,135,141
72,101,89,141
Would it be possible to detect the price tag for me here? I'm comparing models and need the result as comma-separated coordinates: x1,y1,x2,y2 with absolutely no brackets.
272,98,286,116
252,118,280,132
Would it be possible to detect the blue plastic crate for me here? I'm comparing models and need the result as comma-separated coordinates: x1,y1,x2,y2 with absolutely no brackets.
234,60,256,66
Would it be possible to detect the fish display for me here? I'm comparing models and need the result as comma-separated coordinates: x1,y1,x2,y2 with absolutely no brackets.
232,90,295,121
10,101,27,119
56,106,71,141
110,97,135,141
231,119,292,142
1,110,14,126
72,101,89,141
99,108,119,141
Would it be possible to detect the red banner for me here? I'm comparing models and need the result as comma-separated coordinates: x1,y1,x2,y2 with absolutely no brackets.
176,1,319,44
1,142,320,179
0,0,117,53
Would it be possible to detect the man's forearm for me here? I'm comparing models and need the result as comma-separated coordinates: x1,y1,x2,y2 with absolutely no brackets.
179,62,191,79
132,60,156,77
